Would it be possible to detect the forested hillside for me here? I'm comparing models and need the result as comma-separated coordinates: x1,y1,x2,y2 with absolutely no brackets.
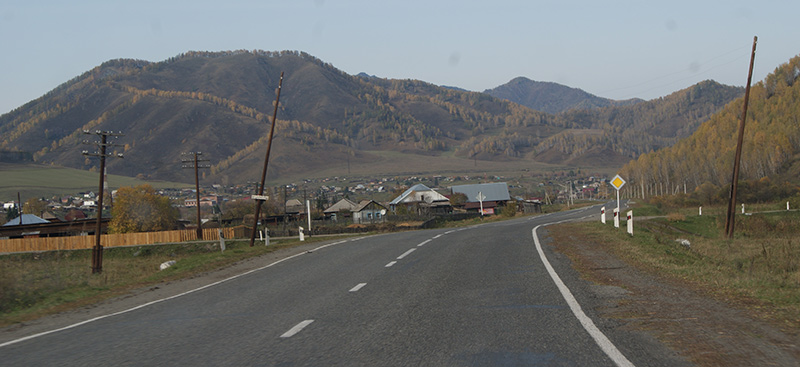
484,76,641,114
619,55,800,199
0,50,743,183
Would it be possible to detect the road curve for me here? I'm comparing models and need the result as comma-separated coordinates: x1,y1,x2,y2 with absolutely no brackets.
2,202,689,366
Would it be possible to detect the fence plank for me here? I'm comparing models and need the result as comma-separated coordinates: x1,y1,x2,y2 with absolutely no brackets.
0,227,248,253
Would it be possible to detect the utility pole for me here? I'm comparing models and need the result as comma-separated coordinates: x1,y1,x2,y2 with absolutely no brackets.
725,36,757,239
250,72,284,247
82,130,124,274
182,152,210,240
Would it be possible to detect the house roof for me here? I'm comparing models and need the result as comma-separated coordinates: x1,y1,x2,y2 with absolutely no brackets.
450,182,511,203
389,184,449,205
2,214,50,226
323,198,358,213
353,200,386,212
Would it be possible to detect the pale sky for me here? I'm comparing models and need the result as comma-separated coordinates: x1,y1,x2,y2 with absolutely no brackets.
1,1,798,115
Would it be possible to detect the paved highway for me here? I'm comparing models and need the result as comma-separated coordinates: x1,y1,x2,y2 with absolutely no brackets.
1,202,686,366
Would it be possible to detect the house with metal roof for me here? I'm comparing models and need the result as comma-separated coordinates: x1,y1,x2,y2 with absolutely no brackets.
450,182,511,215
323,198,358,221
389,184,451,215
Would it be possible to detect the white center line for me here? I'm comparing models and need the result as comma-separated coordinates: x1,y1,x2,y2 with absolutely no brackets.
385,261,397,267
417,239,431,247
396,248,416,260
281,320,314,338
433,234,443,239
349,283,367,292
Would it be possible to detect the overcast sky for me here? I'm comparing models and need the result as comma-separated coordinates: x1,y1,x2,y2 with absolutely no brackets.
1,1,797,115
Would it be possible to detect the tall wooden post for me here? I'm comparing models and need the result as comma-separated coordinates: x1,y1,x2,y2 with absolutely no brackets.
725,36,757,239
250,72,284,247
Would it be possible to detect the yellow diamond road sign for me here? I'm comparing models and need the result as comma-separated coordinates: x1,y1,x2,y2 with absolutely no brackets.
610,175,626,190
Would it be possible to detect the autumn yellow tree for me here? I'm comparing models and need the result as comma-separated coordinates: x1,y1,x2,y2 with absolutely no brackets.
110,184,178,233
23,198,48,217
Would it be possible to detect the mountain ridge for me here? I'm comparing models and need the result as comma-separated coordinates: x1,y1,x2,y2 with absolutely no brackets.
0,50,742,185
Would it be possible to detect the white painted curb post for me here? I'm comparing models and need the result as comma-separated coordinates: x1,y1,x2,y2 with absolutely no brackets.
299,226,305,241
626,211,633,236
601,206,606,224
614,208,619,228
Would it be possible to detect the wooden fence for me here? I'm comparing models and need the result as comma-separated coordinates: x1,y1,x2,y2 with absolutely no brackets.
0,226,249,253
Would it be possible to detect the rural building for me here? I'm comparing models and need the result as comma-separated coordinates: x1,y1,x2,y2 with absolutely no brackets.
352,200,387,224
389,184,451,215
450,182,511,215
324,198,358,221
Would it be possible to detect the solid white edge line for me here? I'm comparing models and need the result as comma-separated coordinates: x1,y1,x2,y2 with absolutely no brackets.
385,261,397,267
280,320,314,338
396,248,416,260
0,240,352,348
349,283,367,292
532,224,635,367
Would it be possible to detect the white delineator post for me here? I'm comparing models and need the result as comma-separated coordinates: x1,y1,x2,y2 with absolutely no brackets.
627,211,633,236
699,206,702,216
299,226,305,241
306,200,312,235
601,206,606,224
614,208,619,228
742,203,745,214
265,228,270,246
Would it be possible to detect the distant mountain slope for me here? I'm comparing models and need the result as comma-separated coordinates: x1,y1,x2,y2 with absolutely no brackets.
0,50,743,185
484,77,641,114
620,54,800,193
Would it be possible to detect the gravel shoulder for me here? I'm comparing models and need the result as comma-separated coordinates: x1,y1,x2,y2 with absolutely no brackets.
546,224,800,366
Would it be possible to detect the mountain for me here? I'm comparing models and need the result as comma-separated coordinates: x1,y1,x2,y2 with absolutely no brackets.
0,50,743,185
620,54,800,195
484,77,642,114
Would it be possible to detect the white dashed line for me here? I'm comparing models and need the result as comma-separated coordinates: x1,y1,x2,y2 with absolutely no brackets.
397,248,416,260
417,239,431,247
349,283,367,292
280,320,314,338
385,261,397,267
433,234,443,239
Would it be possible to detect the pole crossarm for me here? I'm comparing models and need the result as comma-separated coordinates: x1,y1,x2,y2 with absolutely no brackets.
181,152,211,240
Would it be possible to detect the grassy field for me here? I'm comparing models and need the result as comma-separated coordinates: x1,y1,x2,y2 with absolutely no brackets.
0,163,191,200
0,236,334,326
564,201,800,330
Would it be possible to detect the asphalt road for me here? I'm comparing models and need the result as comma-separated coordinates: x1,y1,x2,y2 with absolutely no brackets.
1,202,686,366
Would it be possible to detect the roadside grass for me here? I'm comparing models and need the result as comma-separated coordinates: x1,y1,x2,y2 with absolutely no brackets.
563,205,800,330
0,237,335,327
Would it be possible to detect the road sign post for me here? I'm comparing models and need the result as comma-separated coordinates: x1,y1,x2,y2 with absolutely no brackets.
610,175,626,225
476,192,486,216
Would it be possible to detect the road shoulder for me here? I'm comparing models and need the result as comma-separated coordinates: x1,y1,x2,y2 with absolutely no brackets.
546,223,800,366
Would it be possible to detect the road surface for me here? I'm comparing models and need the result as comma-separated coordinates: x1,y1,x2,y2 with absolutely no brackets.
1,202,688,366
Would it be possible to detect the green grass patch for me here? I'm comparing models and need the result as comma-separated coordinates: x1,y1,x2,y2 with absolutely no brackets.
0,163,191,200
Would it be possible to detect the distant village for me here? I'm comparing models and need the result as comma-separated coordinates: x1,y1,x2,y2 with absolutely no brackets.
1,173,611,239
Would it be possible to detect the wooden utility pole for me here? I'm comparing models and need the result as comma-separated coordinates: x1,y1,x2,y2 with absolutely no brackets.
182,152,210,240
250,72,284,247
82,130,124,274
725,36,757,239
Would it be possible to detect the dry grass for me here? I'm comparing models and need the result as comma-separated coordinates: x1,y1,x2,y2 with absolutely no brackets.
0,239,307,326
579,207,800,329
